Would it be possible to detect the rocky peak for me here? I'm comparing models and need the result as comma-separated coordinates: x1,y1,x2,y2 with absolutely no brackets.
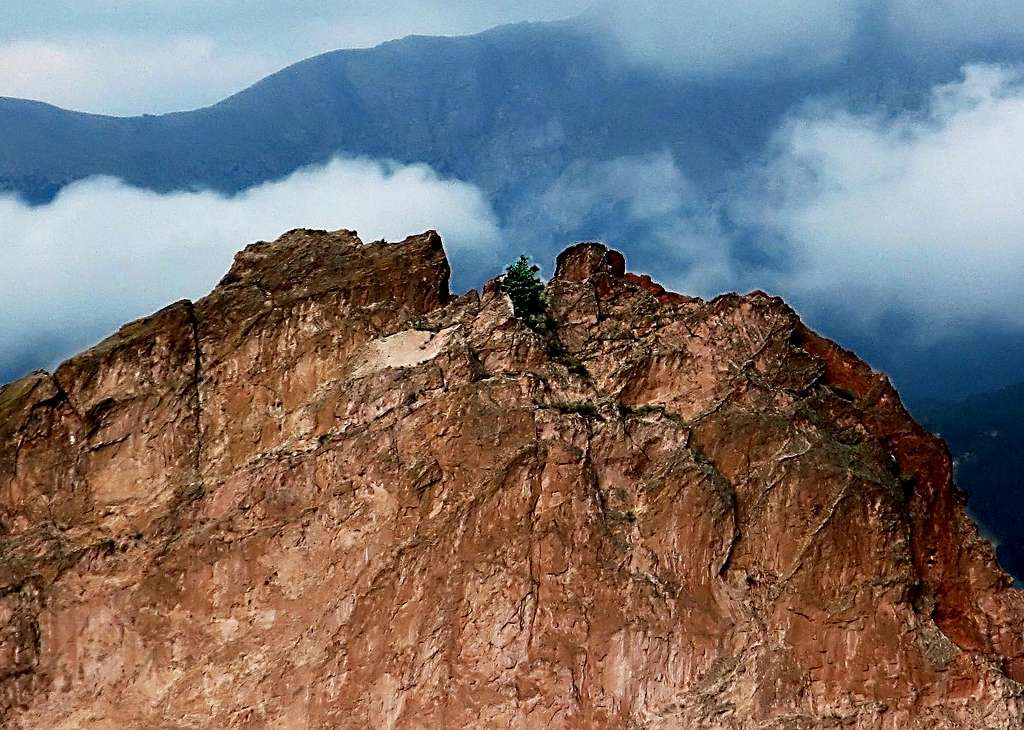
0,228,1022,728
553,241,626,281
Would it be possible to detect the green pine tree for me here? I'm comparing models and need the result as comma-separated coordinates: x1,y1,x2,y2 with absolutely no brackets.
501,255,547,330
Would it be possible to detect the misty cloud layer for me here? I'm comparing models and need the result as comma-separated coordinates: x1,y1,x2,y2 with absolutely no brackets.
531,153,735,295
596,1,1024,78
753,64,1024,334
592,0,862,77
512,62,1024,342
0,158,501,379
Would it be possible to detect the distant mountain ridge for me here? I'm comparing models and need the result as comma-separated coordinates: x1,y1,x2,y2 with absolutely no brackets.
1,20,622,204
0,18,973,205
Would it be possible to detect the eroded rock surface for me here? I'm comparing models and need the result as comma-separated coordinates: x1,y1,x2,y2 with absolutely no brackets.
0,229,1022,728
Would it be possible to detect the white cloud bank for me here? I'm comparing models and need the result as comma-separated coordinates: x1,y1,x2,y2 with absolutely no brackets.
0,158,501,377
532,63,1024,341
750,64,1024,333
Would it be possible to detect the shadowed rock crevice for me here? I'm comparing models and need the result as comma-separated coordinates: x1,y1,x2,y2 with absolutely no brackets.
0,230,1022,728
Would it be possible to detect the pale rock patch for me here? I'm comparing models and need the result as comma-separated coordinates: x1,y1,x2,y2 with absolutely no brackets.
350,326,458,378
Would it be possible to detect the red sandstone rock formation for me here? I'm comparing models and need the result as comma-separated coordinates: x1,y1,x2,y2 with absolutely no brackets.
1,229,1022,728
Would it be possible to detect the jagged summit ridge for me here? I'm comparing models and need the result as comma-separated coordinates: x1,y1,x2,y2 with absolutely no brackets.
0,228,1022,728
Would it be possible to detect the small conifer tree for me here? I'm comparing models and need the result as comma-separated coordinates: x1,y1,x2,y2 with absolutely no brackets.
501,255,547,330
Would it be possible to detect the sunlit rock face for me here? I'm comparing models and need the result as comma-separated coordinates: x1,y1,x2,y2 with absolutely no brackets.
1,228,1022,728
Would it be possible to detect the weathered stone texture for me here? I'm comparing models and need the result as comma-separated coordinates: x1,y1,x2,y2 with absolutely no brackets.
0,229,1022,728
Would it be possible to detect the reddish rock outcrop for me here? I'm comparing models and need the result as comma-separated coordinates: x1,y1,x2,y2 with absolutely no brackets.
0,229,1022,728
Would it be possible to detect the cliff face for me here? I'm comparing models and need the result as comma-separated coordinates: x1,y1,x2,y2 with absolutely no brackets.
0,229,1022,728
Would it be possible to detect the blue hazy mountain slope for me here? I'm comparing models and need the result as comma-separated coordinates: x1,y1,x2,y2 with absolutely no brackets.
918,383,1024,581
0,20,775,203
0,19,965,204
